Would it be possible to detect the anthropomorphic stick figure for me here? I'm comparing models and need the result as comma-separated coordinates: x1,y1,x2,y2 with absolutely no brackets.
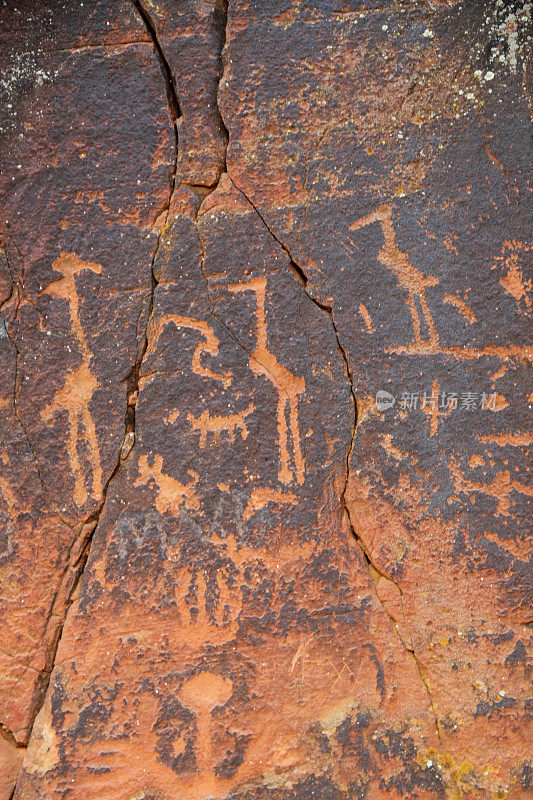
228,278,305,486
41,253,103,507
350,204,439,347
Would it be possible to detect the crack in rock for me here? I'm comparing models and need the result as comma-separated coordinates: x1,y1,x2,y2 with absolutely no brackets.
224,175,442,742
207,9,444,739
12,0,442,778
10,0,181,762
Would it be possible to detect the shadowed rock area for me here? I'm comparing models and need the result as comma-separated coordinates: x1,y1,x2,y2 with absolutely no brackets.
0,1,531,798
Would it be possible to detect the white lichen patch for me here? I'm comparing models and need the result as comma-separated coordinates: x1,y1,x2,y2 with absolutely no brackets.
0,51,57,134
477,0,532,75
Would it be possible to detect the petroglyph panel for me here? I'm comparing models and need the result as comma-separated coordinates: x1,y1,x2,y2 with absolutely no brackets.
3,0,532,798
0,0,174,749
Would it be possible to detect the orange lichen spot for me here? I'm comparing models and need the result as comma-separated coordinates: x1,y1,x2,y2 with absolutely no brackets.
443,233,459,254
468,455,484,469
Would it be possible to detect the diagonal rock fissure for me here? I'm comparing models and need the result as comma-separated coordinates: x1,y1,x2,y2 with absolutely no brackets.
131,0,181,122
225,177,442,742
19,377,151,747
216,0,230,175
12,0,181,759
211,35,433,705
1,722,25,751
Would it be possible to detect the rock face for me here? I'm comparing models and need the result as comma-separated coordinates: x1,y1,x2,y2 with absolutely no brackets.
0,1,531,799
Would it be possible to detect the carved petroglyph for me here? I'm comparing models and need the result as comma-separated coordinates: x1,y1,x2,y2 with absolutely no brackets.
443,294,476,323
358,302,375,333
449,455,533,517
40,253,103,507
187,403,254,448
83,670,237,798
243,487,298,521
229,278,305,486
493,240,532,312
351,208,533,368
146,314,232,387
134,454,200,514
477,432,533,447
421,379,453,437
390,340,533,361
0,475,16,512
167,563,242,646
179,671,233,784
142,281,306,500
350,204,439,347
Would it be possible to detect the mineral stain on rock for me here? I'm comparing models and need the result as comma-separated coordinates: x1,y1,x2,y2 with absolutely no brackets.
0,0,531,799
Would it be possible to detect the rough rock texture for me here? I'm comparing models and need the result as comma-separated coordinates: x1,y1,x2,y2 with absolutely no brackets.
0,0,531,798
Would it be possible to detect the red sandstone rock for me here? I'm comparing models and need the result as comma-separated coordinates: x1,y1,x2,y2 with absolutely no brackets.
0,0,174,747
0,1,531,798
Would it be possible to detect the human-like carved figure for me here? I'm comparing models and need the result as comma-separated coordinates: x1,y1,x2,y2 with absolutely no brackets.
179,671,233,778
229,278,305,486
449,455,533,517
420,379,454,437
350,204,439,347
41,253,103,507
